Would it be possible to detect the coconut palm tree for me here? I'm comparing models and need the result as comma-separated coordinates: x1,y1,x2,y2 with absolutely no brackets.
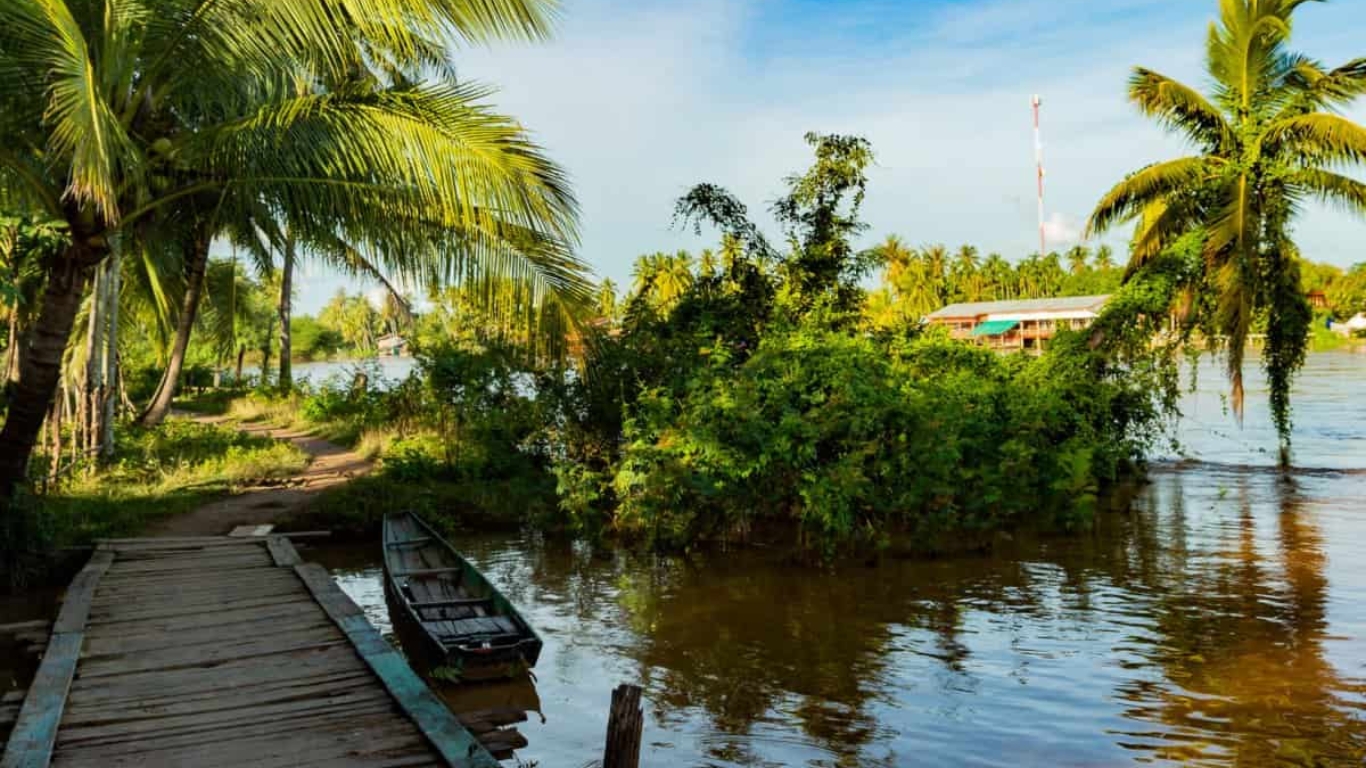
0,0,586,499
1093,244,1117,272
631,251,694,311
951,244,986,301
921,244,951,303
1065,245,1091,276
981,253,1013,300
1085,0,1366,464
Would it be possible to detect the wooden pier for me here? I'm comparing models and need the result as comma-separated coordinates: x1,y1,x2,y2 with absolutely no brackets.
1,535,498,768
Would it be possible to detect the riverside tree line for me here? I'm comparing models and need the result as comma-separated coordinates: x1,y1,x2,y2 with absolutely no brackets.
2,0,1365,568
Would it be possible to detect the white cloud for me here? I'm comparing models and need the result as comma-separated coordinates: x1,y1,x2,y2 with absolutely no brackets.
1042,212,1082,250
294,0,1366,311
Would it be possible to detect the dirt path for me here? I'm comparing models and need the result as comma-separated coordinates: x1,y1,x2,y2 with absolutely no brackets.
146,417,374,537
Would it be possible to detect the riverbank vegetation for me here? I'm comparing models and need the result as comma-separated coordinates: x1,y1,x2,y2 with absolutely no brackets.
3,0,1365,578
195,133,1187,559
2,419,306,586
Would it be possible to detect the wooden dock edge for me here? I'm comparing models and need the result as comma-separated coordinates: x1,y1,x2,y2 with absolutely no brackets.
1,551,112,768
4,538,498,768
288,551,499,768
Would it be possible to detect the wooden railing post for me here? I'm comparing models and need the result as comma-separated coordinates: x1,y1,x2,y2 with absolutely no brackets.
603,684,643,768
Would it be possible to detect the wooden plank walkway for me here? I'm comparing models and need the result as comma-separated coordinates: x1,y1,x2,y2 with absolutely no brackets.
1,536,499,768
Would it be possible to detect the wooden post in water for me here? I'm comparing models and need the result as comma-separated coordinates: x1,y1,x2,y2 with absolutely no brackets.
603,684,643,768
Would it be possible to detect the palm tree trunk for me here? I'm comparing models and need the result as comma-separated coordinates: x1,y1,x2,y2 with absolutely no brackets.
0,248,99,502
4,309,18,388
101,259,119,461
235,344,246,384
140,234,211,426
82,264,104,460
277,236,294,393
260,316,274,388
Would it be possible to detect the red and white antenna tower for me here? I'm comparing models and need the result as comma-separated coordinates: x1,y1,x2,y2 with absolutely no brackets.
1032,94,1046,256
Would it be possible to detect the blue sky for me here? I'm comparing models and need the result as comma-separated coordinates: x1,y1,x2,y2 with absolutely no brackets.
292,0,1366,313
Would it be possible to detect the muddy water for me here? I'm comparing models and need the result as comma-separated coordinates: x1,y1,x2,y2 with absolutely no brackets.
315,352,1366,767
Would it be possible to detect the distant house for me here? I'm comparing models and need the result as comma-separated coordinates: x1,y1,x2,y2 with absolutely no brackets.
376,334,408,356
1307,290,1329,309
926,295,1110,352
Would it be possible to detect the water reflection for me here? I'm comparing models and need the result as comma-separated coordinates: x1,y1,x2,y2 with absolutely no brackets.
321,465,1366,766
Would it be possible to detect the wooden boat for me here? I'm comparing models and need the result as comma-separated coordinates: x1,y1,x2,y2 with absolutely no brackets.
383,513,542,680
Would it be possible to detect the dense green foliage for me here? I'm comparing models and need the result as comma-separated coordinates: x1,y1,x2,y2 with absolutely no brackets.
535,134,1186,555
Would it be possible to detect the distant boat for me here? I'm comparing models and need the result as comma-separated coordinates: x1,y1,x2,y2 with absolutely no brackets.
383,512,542,680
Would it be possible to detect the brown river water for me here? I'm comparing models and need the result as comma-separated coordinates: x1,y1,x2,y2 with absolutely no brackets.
3,350,1364,766
314,350,1366,767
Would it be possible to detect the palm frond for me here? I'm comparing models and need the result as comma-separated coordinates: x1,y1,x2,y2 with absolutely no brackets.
1264,112,1366,164
1129,68,1232,150
1086,157,1213,237
1291,167,1366,215
2,0,139,220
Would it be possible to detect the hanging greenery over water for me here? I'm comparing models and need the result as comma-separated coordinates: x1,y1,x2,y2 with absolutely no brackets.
1086,0,1366,466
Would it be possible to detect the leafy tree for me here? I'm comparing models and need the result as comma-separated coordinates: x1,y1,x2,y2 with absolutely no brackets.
0,0,587,496
1086,0,1366,464
1328,263,1366,318
319,290,381,355
676,132,877,325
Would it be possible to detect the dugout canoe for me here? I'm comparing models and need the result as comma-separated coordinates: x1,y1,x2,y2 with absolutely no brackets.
383,512,542,680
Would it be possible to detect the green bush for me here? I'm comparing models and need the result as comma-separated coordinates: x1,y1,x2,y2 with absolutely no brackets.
559,319,1168,555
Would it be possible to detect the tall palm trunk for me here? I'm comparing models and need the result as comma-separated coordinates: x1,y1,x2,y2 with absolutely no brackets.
260,316,274,388
235,344,246,384
5,308,20,388
101,259,119,461
140,233,211,426
81,263,104,460
277,236,294,392
0,247,100,501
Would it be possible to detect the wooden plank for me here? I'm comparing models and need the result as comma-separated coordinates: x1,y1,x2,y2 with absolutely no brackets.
81,614,334,657
87,595,307,625
267,536,302,566
52,709,413,761
84,602,318,636
55,726,434,768
61,674,380,727
90,581,302,609
411,599,492,610
65,670,374,718
229,524,275,537
0,620,50,636
65,645,366,706
1,632,84,768
394,568,463,577
52,551,112,634
293,562,499,768
76,635,347,679
55,690,396,747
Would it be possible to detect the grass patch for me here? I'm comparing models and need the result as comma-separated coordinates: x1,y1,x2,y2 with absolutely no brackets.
3,419,309,587
291,472,546,539
173,388,251,416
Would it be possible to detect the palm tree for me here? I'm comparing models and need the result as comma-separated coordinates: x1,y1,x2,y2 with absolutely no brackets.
631,251,694,311
981,253,1013,300
1093,244,1117,272
951,244,985,301
1085,0,1366,464
921,244,951,303
1065,245,1091,276
596,279,619,322
0,0,586,499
